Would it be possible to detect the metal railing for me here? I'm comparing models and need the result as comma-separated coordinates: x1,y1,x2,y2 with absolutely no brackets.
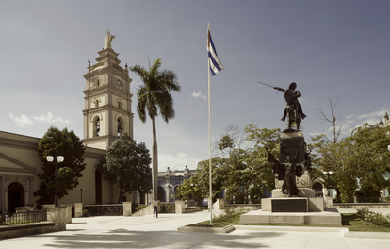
0,210,48,225
83,204,123,216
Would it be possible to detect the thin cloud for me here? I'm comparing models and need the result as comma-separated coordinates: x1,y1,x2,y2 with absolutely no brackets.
9,113,34,127
191,91,207,100
342,106,390,135
33,112,70,124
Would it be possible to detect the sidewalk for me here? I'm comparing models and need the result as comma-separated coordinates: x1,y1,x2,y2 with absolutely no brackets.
0,209,389,249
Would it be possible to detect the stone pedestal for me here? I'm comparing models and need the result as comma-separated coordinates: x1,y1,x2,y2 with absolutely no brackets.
280,131,305,163
73,203,83,218
324,196,333,208
213,198,224,210
175,200,185,214
44,206,67,231
60,204,73,224
123,202,132,216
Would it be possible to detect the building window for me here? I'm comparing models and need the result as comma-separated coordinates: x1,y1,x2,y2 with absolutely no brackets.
118,101,122,109
95,78,100,87
95,99,99,108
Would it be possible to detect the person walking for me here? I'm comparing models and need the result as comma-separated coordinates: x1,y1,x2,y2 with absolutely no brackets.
153,198,158,218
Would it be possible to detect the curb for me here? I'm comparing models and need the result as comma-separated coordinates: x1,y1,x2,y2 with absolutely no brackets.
177,224,235,233
233,225,348,233
179,224,390,239
344,231,390,240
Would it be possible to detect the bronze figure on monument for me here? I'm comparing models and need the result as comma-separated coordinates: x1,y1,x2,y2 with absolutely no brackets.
260,81,311,197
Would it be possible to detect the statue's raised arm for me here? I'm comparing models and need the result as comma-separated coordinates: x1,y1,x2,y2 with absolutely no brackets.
273,87,285,92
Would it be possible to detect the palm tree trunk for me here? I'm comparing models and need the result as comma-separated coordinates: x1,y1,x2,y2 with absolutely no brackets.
152,117,158,200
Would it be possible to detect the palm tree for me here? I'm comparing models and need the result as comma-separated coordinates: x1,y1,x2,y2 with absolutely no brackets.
130,58,181,200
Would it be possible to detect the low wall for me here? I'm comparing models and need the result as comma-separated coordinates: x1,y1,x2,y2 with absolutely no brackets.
224,204,261,210
0,222,56,240
83,204,123,216
183,207,201,213
132,204,155,216
334,203,390,208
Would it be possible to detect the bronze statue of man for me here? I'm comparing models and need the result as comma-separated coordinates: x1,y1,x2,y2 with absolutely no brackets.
274,82,306,122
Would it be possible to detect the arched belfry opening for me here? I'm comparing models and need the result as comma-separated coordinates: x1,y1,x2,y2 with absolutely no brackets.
93,116,100,137
117,117,123,136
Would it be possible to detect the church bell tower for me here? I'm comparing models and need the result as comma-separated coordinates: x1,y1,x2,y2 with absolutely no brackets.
82,30,134,149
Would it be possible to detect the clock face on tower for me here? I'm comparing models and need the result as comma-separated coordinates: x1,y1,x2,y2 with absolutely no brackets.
117,80,122,88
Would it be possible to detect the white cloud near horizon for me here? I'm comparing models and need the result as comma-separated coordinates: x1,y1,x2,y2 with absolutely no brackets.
9,113,34,127
33,112,70,124
339,106,389,137
9,112,70,127
191,91,207,100
308,106,390,140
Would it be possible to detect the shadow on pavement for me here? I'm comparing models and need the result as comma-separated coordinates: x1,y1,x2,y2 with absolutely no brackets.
38,229,281,248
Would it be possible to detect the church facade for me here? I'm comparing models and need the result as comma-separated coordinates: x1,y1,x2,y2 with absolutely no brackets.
0,31,141,213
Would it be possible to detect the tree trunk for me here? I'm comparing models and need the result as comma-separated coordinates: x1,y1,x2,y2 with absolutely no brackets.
152,117,158,200
117,189,124,204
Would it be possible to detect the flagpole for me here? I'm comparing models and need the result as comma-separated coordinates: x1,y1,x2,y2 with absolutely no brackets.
207,23,213,225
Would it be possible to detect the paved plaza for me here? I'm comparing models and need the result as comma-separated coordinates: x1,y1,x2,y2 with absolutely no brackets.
1,208,390,249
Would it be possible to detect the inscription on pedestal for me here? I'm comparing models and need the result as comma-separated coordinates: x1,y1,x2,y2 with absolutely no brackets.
271,198,307,212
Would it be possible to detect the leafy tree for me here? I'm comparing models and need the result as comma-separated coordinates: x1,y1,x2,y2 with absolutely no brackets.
244,145,276,202
244,125,281,201
130,58,181,198
35,126,86,207
96,133,152,203
344,124,390,202
194,158,228,202
311,97,345,200
310,123,390,203
212,125,248,203
244,124,281,150
213,124,245,157
179,174,203,201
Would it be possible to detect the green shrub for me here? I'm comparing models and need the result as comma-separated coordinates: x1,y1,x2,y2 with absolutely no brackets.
212,207,249,223
159,203,175,213
357,207,390,226
0,220,33,226
137,205,148,211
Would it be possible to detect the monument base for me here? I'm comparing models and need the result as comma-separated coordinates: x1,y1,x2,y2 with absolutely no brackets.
245,196,340,226
239,208,342,226
262,197,324,212
272,188,316,198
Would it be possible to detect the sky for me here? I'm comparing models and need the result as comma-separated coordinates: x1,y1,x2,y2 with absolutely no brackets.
1,0,389,172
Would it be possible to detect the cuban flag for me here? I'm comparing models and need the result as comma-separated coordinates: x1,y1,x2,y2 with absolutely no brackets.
207,30,224,76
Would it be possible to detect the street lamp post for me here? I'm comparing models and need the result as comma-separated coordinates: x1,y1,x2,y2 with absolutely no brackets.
46,156,64,207
175,172,184,200
323,171,333,196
